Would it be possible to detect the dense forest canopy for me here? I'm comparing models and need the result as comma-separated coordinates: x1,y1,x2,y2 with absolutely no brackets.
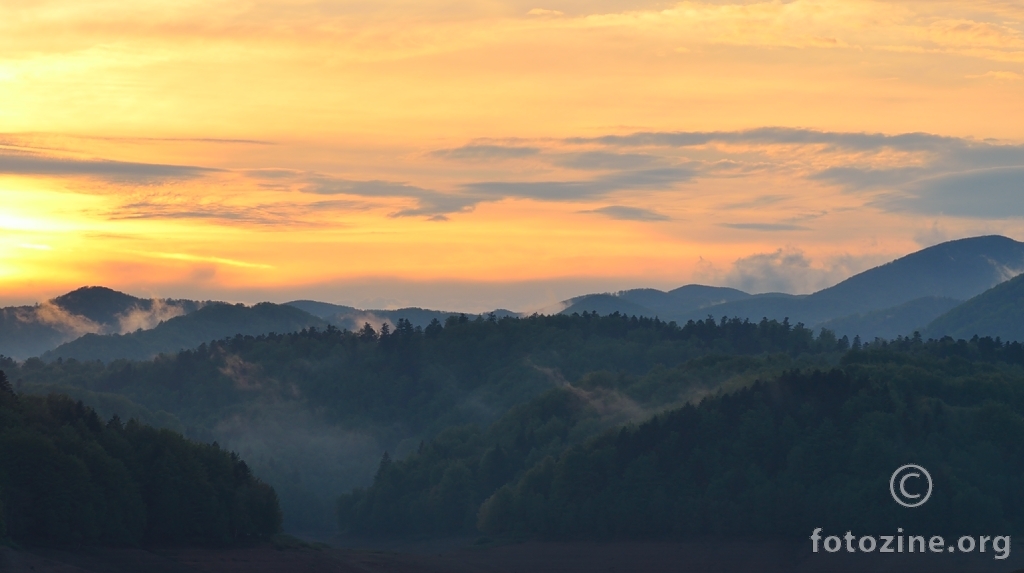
4,309,1024,542
0,370,281,545
7,313,847,431
339,334,1024,540
1,313,852,531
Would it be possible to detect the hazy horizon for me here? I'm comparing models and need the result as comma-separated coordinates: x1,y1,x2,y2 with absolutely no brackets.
3,1,1024,309
6,231,1022,313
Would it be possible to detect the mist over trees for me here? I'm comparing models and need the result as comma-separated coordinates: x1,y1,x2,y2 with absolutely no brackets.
339,335,1024,539
3,312,851,531
11,306,1024,542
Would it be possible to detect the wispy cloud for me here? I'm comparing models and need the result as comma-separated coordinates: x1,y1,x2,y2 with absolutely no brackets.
0,150,217,180
720,223,809,231
302,176,479,218
558,128,1024,220
109,201,295,225
579,205,669,221
431,144,540,160
719,195,790,210
569,127,963,152
291,167,695,218
145,251,273,269
809,167,928,190
874,167,1024,219
464,167,696,200
712,248,879,295
555,151,660,171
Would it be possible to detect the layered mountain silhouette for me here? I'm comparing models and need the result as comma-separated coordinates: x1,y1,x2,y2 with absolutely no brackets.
561,235,1024,340
44,302,328,362
0,287,204,360
284,300,517,331
925,271,1024,342
4,235,1024,361
817,296,962,342
560,285,749,318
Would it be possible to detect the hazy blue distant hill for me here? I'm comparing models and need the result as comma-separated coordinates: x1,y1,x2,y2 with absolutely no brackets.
681,236,1024,327
0,287,205,360
663,284,750,309
326,307,463,330
810,235,1024,309
45,302,327,362
679,292,809,323
51,286,148,324
284,299,358,319
925,272,1024,342
560,293,659,318
0,305,82,361
10,235,1024,362
558,236,1024,329
818,296,962,341
561,285,751,320
286,300,521,331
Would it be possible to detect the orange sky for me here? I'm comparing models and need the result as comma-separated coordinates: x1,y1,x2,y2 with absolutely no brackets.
2,0,1023,311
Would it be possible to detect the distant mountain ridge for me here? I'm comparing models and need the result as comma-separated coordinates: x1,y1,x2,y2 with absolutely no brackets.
286,300,521,331
5,235,1024,361
818,296,963,342
560,285,749,318
0,287,205,360
44,302,329,362
559,236,1024,340
924,272,1024,342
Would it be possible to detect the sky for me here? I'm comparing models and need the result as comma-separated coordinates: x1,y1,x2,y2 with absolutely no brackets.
1,0,1023,312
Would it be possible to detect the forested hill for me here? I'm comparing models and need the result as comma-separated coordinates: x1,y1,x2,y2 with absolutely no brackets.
6,313,850,532
0,371,281,545
13,314,847,437
44,302,328,362
925,271,1024,342
558,236,1024,340
339,335,1024,540
0,287,206,360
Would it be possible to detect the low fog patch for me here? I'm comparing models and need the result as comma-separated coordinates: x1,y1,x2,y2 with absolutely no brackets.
211,404,383,533
16,301,104,337
115,299,190,333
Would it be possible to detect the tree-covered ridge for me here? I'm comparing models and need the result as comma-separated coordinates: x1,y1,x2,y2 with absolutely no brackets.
10,313,846,431
0,370,281,545
479,336,1024,539
925,271,1024,343
45,302,328,363
2,313,851,532
338,334,1024,540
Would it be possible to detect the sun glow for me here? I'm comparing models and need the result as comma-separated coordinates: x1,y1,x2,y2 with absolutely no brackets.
1,0,1023,307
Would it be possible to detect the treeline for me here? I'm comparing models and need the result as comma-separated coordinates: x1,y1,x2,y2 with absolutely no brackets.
2,313,850,532
6,313,847,434
0,370,281,545
337,388,594,536
339,335,1024,539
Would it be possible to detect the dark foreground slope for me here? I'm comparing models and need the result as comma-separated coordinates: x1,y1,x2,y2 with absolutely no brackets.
4,538,1022,573
926,272,1024,342
0,371,280,545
